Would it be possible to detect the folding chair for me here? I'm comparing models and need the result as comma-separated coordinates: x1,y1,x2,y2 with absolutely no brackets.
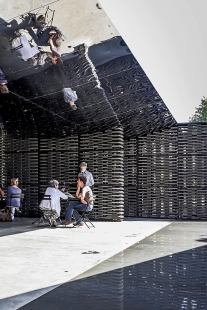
9,194,25,222
73,208,95,229
33,195,61,227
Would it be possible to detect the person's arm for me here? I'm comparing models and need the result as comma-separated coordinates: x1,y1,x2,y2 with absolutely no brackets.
76,186,81,198
58,190,68,200
90,173,94,186
48,38,55,51
46,52,53,59
0,188,4,196
80,187,88,205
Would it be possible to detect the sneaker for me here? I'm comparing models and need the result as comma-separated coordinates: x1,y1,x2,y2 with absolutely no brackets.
65,220,73,225
73,222,84,227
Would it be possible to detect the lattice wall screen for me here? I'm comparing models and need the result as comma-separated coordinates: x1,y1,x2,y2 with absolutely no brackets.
2,123,207,220
124,123,207,220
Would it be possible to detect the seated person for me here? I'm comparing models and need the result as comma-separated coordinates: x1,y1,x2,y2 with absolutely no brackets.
40,179,68,226
27,26,64,56
12,35,61,67
11,34,40,65
65,176,94,227
0,183,6,209
6,178,22,221
0,67,9,94
0,184,4,196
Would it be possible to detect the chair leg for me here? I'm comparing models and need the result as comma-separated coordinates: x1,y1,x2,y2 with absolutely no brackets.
81,217,90,229
85,216,95,228
37,216,44,227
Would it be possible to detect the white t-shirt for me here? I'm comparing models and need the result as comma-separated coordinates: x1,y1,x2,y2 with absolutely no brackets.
12,35,39,61
40,187,68,216
82,186,93,206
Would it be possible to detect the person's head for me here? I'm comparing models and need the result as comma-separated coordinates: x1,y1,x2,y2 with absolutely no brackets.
49,179,59,189
51,56,63,66
11,178,18,186
80,162,87,172
77,176,87,188
0,84,9,94
53,32,64,47
27,57,37,67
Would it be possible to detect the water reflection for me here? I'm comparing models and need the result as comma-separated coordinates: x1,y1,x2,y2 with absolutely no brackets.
19,222,207,310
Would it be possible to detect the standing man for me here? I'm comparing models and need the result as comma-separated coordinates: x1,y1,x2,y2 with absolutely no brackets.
78,162,94,189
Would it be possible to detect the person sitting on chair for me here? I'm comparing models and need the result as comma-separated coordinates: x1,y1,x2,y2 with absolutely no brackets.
6,178,22,221
11,34,42,66
26,26,64,56
40,179,68,226
0,183,6,209
0,67,9,94
65,176,93,227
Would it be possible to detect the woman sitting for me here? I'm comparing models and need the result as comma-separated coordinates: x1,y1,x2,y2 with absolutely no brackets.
40,179,68,226
6,178,22,221
0,183,6,210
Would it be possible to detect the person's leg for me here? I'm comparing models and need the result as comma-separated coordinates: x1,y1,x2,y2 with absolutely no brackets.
53,65,69,87
65,201,80,221
10,207,16,221
8,15,35,32
73,203,87,223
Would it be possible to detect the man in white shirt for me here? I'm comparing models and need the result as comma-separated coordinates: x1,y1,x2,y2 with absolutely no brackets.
65,176,93,227
11,35,51,67
40,180,68,216
12,35,40,65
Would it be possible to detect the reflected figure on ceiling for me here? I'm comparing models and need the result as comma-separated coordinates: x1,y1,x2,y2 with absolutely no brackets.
11,33,63,67
11,34,43,66
53,64,78,110
0,67,9,94
26,25,64,57
6,13,46,35
3,12,64,67
0,10,78,110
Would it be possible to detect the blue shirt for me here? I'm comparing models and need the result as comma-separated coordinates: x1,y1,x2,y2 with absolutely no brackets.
7,186,22,207
78,170,94,187
0,68,7,84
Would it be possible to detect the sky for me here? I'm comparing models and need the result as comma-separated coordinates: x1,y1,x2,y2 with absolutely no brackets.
99,0,207,123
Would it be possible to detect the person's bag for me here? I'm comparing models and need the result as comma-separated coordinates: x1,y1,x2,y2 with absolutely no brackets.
1,208,11,222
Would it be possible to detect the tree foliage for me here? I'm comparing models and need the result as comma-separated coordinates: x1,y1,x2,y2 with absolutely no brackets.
189,97,207,122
